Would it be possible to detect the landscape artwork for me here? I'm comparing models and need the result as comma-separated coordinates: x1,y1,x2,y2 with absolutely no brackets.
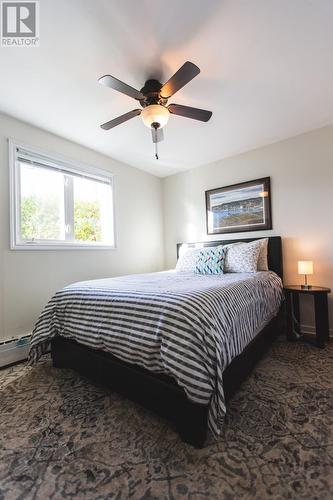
205,177,272,234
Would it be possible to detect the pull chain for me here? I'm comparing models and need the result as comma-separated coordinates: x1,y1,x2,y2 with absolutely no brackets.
152,124,159,160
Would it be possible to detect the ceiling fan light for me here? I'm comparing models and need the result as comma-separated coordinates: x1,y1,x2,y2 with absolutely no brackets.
141,104,170,129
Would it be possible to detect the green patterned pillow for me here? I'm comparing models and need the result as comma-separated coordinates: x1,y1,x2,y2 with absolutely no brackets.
194,246,226,274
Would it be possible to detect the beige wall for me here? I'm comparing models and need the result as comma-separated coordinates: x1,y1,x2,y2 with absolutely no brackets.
0,113,164,341
162,125,333,334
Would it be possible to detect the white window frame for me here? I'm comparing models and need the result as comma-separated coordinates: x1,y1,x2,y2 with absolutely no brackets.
9,139,117,250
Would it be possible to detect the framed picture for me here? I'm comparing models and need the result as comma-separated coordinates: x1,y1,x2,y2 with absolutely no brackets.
205,177,272,235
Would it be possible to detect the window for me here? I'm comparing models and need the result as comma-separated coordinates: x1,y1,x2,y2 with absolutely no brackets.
9,140,115,249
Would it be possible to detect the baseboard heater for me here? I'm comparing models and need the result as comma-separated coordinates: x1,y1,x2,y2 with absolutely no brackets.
0,335,31,368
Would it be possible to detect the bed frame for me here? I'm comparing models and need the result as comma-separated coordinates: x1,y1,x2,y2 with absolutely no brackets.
51,236,283,448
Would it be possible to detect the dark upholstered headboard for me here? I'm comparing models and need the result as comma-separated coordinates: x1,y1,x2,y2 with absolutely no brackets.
176,236,283,279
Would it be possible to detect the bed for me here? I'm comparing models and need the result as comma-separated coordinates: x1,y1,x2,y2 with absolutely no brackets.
29,236,283,447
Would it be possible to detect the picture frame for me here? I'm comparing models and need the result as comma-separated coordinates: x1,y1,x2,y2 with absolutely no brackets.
205,177,272,235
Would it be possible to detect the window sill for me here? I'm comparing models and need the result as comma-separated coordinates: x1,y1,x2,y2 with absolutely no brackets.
11,242,116,251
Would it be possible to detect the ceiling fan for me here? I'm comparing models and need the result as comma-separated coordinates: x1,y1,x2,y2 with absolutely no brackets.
98,61,212,159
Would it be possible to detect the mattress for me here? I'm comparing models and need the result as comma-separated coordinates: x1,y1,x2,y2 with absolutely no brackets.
29,270,283,436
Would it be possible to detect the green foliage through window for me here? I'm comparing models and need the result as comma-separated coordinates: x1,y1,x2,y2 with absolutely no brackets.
21,196,62,240
21,196,102,242
74,201,101,242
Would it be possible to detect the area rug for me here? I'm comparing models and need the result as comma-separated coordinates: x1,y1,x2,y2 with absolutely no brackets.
0,338,332,499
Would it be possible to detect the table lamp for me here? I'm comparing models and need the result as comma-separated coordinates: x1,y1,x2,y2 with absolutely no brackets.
298,260,313,289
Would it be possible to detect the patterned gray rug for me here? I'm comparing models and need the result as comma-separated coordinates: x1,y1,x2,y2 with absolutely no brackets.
0,338,332,499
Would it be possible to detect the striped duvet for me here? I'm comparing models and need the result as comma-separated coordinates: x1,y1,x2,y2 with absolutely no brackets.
29,270,283,437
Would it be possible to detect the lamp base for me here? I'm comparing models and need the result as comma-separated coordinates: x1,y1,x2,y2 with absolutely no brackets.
301,284,312,290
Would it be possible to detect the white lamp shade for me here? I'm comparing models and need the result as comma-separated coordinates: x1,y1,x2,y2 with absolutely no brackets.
141,104,170,128
298,260,313,275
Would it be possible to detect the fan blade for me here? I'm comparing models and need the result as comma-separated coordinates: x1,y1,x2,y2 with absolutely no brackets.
100,109,141,130
168,103,212,122
151,127,164,143
160,61,200,98
99,75,144,101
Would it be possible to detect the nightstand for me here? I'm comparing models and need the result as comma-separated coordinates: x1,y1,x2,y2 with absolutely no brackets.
284,285,331,348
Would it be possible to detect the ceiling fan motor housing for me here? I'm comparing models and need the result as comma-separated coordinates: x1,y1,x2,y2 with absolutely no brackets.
139,79,168,108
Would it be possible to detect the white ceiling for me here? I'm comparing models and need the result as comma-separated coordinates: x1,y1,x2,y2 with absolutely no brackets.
0,0,332,177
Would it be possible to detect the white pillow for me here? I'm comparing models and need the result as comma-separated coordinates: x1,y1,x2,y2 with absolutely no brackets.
175,247,203,272
224,240,262,273
257,238,269,271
